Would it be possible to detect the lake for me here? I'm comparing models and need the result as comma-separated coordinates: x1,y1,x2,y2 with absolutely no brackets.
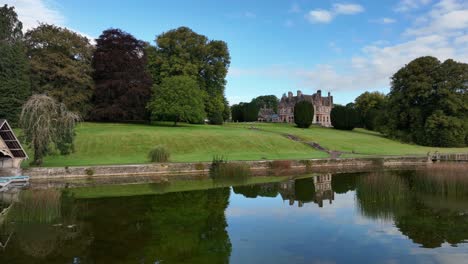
1,165,467,263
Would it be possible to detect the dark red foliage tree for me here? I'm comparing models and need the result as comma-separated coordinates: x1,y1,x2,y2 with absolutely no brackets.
90,28,152,122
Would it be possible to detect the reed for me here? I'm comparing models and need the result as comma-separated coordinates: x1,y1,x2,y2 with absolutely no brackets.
148,145,170,162
8,189,61,223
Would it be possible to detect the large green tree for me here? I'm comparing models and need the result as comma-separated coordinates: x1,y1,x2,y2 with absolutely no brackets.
251,95,279,113
331,104,359,130
25,24,94,118
387,56,468,147
354,91,386,130
148,27,230,123
0,5,30,125
294,100,314,128
91,28,152,122
20,95,79,165
147,75,205,126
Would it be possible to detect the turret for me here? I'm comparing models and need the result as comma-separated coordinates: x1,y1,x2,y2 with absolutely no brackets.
297,90,302,97
288,91,293,99
317,90,322,97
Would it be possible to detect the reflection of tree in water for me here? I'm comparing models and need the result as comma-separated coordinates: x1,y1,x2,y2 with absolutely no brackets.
0,189,91,263
2,187,232,263
355,168,468,248
146,187,231,263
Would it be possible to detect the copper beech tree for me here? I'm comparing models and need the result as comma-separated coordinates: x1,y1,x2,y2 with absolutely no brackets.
90,29,152,122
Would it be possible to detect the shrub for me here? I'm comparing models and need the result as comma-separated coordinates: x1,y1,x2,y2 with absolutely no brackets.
208,111,224,125
194,163,205,170
148,145,170,162
209,155,251,181
270,160,292,170
331,105,359,130
294,101,314,128
84,168,94,176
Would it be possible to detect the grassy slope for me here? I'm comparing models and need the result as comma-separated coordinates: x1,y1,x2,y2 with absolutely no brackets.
234,123,468,156
27,122,468,167
35,122,327,167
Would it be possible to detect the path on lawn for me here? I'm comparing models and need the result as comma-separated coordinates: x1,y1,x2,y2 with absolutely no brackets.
249,125,364,159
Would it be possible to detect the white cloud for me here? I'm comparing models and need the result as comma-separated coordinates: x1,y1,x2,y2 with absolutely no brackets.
2,0,64,31
305,3,364,24
381,18,397,24
231,0,468,93
306,9,334,23
2,0,95,41
395,0,432,12
333,3,364,15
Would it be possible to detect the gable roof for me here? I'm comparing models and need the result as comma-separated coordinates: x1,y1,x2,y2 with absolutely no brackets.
0,119,28,159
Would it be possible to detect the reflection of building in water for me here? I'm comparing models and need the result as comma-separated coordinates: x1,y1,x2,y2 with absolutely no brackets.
278,174,335,208
279,180,301,207
313,174,334,207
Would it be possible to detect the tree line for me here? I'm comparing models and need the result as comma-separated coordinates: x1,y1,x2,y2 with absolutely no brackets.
332,56,467,147
0,5,230,127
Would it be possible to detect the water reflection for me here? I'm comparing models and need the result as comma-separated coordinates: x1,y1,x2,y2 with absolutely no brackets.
0,165,467,263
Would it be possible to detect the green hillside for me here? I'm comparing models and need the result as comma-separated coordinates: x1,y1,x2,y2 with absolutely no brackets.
26,122,468,167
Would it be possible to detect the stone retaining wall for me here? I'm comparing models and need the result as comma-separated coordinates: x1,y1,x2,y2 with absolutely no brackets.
24,157,429,180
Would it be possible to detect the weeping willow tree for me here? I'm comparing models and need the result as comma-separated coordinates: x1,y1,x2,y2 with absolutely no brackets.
20,94,80,165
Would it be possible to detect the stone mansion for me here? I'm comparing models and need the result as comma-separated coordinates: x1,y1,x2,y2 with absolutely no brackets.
259,89,333,127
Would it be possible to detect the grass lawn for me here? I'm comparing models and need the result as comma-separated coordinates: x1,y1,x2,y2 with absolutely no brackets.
31,122,327,167
24,122,468,167
231,123,468,156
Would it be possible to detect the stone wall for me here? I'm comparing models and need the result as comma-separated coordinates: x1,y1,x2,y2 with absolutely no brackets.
24,157,429,180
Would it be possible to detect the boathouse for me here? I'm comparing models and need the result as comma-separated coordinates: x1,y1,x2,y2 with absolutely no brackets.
0,120,28,176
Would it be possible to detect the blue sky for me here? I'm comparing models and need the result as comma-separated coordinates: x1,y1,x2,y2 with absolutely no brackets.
3,0,468,104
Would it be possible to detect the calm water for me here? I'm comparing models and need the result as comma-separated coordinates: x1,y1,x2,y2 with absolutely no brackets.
1,166,468,263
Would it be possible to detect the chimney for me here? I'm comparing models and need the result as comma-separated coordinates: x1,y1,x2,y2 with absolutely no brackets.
328,91,331,97
297,90,302,97
288,91,293,99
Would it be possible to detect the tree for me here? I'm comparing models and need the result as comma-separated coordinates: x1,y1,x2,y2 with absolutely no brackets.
251,95,279,113
387,56,467,146
294,101,314,128
25,24,94,118
0,5,30,126
354,91,386,130
149,27,230,123
20,95,79,165
147,75,205,126
331,104,359,130
91,28,152,122
230,104,244,122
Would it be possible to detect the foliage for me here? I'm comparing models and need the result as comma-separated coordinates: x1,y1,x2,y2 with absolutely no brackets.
251,95,279,113
294,100,314,128
269,160,292,170
91,28,152,122
147,75,205,126
209,156,251,183
8,189,62,223
387,56,468,147
230,102,260,122
208,111,224,125
331,104,359,130
20,94,80,165
148,145,170,162
0,5,30,126
25,24,94,118
148,27,230,122
354,91,386,130
84,168,95,176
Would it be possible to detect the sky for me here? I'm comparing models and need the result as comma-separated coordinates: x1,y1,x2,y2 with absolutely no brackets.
2,0,468,105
